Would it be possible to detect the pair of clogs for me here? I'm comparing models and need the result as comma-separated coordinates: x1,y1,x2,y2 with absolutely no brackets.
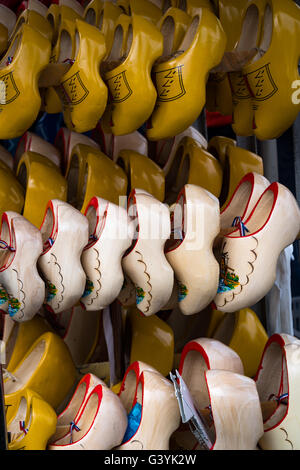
213,173,300,313
173,337,264,450
48,373,127,450
228,0,300,139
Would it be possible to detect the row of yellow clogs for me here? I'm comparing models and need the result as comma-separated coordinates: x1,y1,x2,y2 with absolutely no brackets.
0,128,264,229
5,330,300,450
207,0,300,140
0,0,226,139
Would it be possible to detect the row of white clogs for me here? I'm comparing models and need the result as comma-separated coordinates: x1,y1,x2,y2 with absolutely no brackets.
0,171,299,322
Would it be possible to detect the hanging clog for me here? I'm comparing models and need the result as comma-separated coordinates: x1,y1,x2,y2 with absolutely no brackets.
117,0,162,24
165,184,220,315
81,196,133,311
38,199,89,314
0,211,45,322
49,383,127,450
66,144,127,211
15,132,61,169
55,19,108,133
117,150,165,202
212,308,268,378
104,14,163,136
10,9,53,43
243,0,300,140
255,334,300,450
122,189,174,316
214,183,300,313
207,135,236,167
7,388,57,451
16,152,67,228
158,7,191,56
0,24,51,140
147,10,226,140
4,331,76,422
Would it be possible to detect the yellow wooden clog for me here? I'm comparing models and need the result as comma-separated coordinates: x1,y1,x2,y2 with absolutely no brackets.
3,314,51,372
158,6,191,56
66,143,127,212
212,308,268,378
4,331,76,422
0,24,51,140
55,19,108,133
104,14,163,136
218,144,264,210
243,0,300,140
218,0,250,51
7,389,57,451
126,307,174,377
117,0,162,24
10,9,53,43
46,3,60,45
165,136,223,204
147,10,226,140
227,1,267,137
84,0,104,27
0,169,24,219
50,5,80,62
207,135,236,167
16,151,67,228
117,150,165,201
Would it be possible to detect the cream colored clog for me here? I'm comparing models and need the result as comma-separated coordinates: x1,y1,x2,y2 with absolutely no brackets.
214,183,300,312
118,361,157,413
122,189,174,316
49,383,127,450
81,196,133,311
255,333,300,450
15,132,61,169
165,184,220,315
117,370,180,450
0,212,45,322
38,199,89,314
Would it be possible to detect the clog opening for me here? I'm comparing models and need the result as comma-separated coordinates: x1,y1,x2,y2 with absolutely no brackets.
98,11,103,30
57,29,73,63
237,4,259,52
122,380,143,444
117,156,132,196
47,12,55,32
85,204,98,239
181,349,211,412
107,25,123,63
70,391,100,444
161,15,175,56
231,186,275,237
40,205,55,249
165,192,185,252
127,192,138,246
175,153,190,194
4,339,46,395
120,368,138,414
0,217,13,269
17,162,27,193
255,339,288,431
251,3,273,64
213,312,236,346
0,32,20,70
155,138,175,167
15,135,27,166
78,162,89,210
165,144,184,196
67,153,80,207
162,0,171,13
84,8,96,25
57,379,88,428
74,30,80,60
7,396,28,442
221,178,253,223
178,14,200,54
125,24,133,57
178,0,187,11
218,155,230,207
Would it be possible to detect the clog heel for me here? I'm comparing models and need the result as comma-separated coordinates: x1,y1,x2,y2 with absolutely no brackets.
55,19,108,133
81,196,133,311
0,24,51,139
38,199,89,314
4,331,76,422
147,9,226,140
255,333,300,450
7,389,57,451
0,211,45,322
103,14,163,136
243,0,300,140
117,370,180,450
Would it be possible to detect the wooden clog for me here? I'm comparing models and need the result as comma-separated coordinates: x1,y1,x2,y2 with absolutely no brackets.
15,132,61,170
